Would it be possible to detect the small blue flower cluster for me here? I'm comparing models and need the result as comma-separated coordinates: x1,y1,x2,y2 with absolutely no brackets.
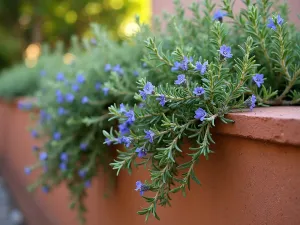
213,10,227,21
18,101,33,110
55,73,90,105
78,168,91,189
59,152,68,172
39,110,51,124
139,81,155,100
219,45,233,58
250,95,256,111
104,63,124,75
105,104,136,148
135,181,149,196
252,74,264,88
267,15,284,30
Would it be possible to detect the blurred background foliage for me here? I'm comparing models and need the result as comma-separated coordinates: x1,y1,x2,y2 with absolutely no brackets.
0,0,151,70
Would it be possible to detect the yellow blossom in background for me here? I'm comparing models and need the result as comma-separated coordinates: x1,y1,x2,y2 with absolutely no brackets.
24,43,41,68
117,0,151,37
110,0,124,10
65,11,78,24
85,2,102,15
63,53,76,65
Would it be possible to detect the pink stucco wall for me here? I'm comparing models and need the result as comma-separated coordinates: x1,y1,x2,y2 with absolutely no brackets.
152,0,300,26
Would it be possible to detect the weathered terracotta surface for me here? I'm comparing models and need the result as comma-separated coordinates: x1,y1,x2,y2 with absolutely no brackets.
0,100,299,225
0,100,11,156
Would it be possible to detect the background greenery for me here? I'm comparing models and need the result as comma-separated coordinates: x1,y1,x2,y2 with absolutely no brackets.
0,0,151,70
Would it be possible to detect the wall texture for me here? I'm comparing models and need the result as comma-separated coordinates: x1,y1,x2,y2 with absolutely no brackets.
152,0,300,26
0,99,300,225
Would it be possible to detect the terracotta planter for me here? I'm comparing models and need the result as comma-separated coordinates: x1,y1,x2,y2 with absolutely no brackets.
0,101,299,225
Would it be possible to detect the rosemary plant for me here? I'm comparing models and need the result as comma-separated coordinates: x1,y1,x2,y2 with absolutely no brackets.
23,22,154,224
106,0,300,221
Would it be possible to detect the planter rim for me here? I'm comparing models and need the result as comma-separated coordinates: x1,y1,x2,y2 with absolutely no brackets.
0,96,37,106
216,106,300,146
1,99,299,146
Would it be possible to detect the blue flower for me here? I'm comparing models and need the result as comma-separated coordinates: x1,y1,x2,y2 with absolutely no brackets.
56,95,64,104
81,96,89,104
84,180,91,188
32,145,39,151
95,82,102,90
213,10,227,21
142,62,147,68
72,84,80,92
39,152,48,161
42,186,49,193
24,167,31,175
195,61,208,75
144,130,155,143
135,181,149,196
78,169,87,178
171,61,181,72
267,18,276,30
58,107,67,116
143,82,154,95
113,64,124,75
193,87,205,96
267,15,284,30
76,74,85,83
250,94,256,111
40,70,46,77
56,72,64,81
59,163,67,171
135,147,147,158
104,138,112,146
102,87,109,96
133,70,139,76
80,143,88,151
277,15,284,25
65,93,75,103
90,38,97,45
118,122,130,135
174,74,186,85
18,102,33,110
60,152,68,162
40,110,51,123
31,130,38,138
119,103,127,113
56,90,64,103
118,136,132,147
156,94,166,106
53,132,61,141
252,74,264,88
180,56,193,71
56,89,62,96
194,108,207,121
139,90,147,100
105,64,111,72
219,45,233,58
125,110,135,124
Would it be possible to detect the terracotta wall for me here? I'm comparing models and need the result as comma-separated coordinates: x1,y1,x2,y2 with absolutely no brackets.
152,0,300,26
0,100,300,225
